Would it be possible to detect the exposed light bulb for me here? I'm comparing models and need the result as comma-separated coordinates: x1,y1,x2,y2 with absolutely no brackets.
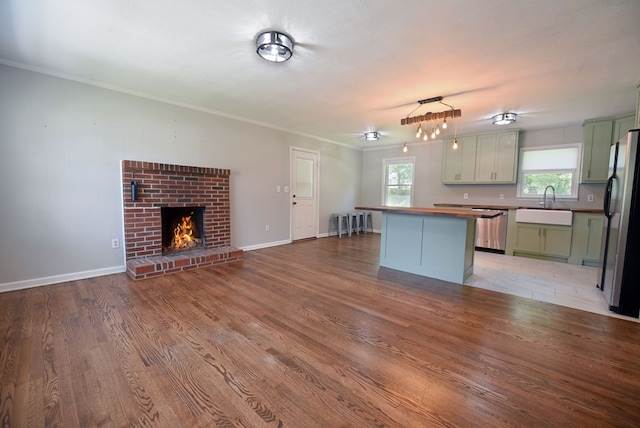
415,124,422,138
442,118,447,129
431,128,436,139
435,124,440,135
423,133,428,141
402,142,408,153
452,138,458,150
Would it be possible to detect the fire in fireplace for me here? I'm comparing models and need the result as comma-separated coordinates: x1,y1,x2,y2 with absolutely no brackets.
161,207,205,254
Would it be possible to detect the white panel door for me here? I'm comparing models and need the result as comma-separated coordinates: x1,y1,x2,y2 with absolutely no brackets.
291,148,318,241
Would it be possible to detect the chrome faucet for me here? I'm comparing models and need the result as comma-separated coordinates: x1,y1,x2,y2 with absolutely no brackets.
542,185,556,209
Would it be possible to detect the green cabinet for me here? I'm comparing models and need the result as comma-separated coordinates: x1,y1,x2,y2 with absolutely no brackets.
474,131,519,183
613,114,636,143
512,224,573,259
442,130,518,184
581,119,613,183
442,135,477,183
581,114,634,183
569,213,604,266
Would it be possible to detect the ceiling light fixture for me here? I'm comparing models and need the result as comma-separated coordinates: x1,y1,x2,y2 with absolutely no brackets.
403,142,408,153
364,131,380,141
492,112,517,125
401,96,462,142
256,31,294,62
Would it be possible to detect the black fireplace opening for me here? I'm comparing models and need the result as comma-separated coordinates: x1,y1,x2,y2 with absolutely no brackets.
161,207,205,254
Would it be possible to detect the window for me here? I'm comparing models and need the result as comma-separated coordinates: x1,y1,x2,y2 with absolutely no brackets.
517,144,581,199
382,157,415,206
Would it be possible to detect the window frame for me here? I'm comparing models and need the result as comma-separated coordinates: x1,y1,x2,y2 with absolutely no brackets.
381,157,415,207
517,143,581,200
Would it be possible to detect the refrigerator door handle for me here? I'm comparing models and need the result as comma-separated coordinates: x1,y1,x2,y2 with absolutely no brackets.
604,176,614,218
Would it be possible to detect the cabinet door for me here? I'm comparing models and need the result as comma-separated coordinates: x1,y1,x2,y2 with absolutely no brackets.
584,216,604,260
457,136,477,183
581,120,613,183
442,138,461,183
613,114,636,143
474,134,497,182
541,226,572,257
513,224,542,253
442,136,476,183
493,131,519,183
474,131,518,183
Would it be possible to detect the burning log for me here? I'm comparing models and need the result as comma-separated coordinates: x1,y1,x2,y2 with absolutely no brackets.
166,213,202,252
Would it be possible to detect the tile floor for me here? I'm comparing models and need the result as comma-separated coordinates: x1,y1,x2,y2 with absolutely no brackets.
467,251,640,323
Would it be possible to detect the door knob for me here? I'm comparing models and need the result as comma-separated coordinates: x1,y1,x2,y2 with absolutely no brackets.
292,202,297,205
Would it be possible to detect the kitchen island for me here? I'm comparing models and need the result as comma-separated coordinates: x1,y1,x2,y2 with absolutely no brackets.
355,206,503,284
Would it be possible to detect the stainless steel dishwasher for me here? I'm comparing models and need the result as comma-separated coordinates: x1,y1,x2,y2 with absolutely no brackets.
472,209,508,253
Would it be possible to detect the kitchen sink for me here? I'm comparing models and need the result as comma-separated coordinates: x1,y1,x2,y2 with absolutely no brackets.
515,209,573,226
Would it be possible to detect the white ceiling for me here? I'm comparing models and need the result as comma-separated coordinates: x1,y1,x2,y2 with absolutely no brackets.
1,0,639,149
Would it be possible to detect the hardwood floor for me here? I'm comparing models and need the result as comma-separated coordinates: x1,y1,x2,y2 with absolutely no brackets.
1,233,640,427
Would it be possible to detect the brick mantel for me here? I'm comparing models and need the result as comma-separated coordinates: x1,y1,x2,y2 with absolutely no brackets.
121,160,242,279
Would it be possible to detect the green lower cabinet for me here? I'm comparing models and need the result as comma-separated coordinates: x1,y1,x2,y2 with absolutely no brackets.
569,213,604,266
512,224,572,260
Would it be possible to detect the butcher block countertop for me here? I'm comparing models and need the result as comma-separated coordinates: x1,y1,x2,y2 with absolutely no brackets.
433,203,604,214
355,206,504,218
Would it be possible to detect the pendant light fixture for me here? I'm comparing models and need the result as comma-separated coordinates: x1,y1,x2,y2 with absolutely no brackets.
402,142,408,153
256,31,294,62
401,96,461,143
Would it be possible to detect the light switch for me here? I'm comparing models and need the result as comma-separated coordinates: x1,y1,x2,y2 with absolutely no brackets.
284,186,289,193
463,193,468,199
277,185,281,193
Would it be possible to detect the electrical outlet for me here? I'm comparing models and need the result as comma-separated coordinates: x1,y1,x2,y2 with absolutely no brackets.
588,194,594,202
277,185,281,193
284,186,289,193
499,194,505,200
265,224,270,232
463,193,468,199
112,238,119,248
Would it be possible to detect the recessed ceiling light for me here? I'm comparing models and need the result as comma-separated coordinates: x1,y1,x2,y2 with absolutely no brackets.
492,112,517,125
256,31,294,63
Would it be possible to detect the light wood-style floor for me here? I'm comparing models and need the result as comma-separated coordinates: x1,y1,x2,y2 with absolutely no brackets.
1,233,640,427
469,250,640,321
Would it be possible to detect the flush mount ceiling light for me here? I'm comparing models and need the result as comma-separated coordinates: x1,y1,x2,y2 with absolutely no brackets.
256,31,294,62
492,112,517,125
364,131,380,141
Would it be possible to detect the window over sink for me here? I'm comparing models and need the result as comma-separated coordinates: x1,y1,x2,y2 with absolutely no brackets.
517,144,581,200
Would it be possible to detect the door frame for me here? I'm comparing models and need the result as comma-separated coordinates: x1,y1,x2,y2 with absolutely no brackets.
290,146,320,241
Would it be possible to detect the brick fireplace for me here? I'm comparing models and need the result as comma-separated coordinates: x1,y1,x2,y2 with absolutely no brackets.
121,160,243,279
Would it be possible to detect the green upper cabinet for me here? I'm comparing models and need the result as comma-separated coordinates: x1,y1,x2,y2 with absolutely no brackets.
442,135,477,184
442,130,518,185
613,114,636,143
581,114,634,184
581,119,613,183
474,131,519,184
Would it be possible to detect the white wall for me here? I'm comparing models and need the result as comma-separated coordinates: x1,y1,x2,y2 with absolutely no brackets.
362,126,606,229
0,64,361,289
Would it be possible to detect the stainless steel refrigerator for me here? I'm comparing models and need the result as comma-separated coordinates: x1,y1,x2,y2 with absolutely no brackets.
598,129,640,318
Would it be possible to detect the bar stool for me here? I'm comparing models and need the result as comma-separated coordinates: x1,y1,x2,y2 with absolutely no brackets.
329,213,350,238
362,211,374,233
348,211,364,235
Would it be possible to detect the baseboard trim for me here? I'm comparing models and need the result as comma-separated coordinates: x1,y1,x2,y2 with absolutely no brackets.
240,239,292,252
0,265,127,293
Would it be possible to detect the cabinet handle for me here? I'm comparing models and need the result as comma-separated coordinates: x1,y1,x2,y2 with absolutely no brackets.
588,169,591,178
